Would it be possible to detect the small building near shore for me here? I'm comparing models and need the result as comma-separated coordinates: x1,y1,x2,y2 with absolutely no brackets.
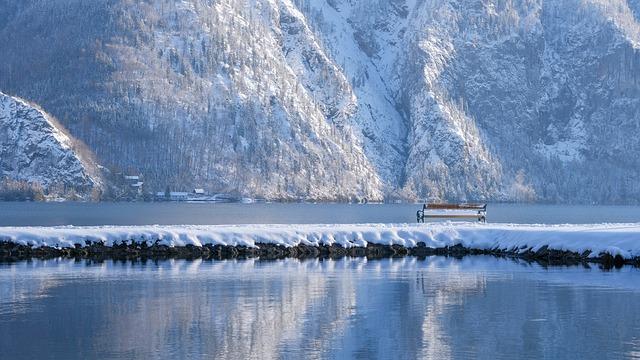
170,192,189,201
156,191,190,201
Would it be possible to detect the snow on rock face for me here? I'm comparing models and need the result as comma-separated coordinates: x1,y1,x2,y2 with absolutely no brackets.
3,222,640,260
0,92,100,194
293,0,411,189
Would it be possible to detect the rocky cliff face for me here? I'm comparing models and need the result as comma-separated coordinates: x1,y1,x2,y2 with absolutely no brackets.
300,0,640,202
397,0,640,203
1,0,640,202
0,0,383,201
0,92,101,197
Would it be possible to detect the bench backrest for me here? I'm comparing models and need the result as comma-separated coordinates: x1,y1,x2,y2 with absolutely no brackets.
418,203,487,223
424,203,486,211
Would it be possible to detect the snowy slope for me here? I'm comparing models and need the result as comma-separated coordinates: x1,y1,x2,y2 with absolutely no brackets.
0,92,101,195
0,0,384,201
1,0,640,202
295,0,640,202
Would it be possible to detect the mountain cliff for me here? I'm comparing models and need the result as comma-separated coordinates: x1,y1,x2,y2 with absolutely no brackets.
0,92,101,198
1,0,639,202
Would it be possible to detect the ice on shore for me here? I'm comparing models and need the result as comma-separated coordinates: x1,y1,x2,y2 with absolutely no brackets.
1,223,640,259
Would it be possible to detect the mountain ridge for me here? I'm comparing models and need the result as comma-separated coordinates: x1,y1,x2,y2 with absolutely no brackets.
1,0,640,203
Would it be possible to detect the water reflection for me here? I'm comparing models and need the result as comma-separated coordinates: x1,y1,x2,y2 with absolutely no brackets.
0,257,639,359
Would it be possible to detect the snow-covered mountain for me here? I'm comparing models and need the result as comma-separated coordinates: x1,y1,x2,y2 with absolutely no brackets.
1,0,639,202
0,92,101,197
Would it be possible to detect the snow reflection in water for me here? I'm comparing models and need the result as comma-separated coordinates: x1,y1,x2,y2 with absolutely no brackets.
0,257,639,359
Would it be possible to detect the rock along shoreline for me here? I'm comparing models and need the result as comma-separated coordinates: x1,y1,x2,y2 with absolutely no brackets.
1,241,638,269
2,223,640,268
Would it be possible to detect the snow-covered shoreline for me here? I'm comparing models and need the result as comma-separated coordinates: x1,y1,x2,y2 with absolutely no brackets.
1,222,640,260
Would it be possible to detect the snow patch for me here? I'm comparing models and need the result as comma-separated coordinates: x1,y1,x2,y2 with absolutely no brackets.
2,223,640,259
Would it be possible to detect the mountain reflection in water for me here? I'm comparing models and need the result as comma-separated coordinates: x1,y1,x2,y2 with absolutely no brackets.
0,257,639,360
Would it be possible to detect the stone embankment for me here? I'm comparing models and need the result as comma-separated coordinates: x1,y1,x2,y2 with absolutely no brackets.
2,223,640,268
1,241,637,269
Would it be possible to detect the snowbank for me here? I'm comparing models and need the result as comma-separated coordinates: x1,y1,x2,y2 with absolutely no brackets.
1,223,640,259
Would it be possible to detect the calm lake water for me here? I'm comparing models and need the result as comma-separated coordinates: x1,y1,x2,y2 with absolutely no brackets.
2,202,640,226
0,257,639,360
1,203,640,359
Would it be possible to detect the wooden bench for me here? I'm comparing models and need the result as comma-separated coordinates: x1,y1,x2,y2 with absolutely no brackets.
417,203,487,223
